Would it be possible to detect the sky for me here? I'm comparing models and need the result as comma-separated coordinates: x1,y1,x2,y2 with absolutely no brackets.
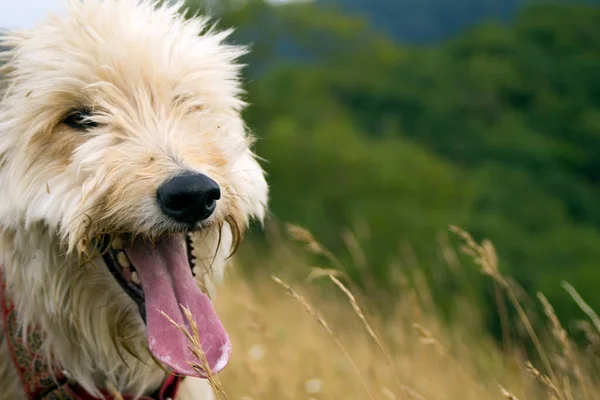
0,0,65,29
0,0,305,30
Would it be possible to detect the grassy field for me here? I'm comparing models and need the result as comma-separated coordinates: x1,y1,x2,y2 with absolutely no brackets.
204,223,600,400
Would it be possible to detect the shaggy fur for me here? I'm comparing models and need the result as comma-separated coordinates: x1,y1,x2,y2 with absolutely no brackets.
0,1,268,399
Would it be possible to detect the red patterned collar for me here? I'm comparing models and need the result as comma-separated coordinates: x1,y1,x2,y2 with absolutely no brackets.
0,268,183,400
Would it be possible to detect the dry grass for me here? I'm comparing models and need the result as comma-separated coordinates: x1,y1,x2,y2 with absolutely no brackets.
161,306,229,399
213,273,520,399
202,224,600,400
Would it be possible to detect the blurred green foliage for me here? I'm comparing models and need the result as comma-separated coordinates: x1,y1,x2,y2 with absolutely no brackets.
185,0,600,328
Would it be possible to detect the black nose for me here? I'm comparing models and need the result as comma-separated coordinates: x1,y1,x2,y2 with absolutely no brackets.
157,173,221,225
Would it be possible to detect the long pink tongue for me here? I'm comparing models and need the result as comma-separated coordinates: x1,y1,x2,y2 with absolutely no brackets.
124,235,231,377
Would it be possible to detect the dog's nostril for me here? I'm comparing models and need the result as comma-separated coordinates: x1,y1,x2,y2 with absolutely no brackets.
157,173,221,225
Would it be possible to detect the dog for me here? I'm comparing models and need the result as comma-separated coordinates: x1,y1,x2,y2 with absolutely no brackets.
0,1,268,398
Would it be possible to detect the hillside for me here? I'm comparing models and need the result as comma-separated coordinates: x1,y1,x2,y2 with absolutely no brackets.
318,0,522,43
318,0,600,43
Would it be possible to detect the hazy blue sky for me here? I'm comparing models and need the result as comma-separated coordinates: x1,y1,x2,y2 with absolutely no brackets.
0,0,65,29
0,0,304,29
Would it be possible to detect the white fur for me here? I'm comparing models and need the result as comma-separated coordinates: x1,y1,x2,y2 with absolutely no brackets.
0,1,267,399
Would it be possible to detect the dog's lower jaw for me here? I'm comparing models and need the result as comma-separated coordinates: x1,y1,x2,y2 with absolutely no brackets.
0,226,170,398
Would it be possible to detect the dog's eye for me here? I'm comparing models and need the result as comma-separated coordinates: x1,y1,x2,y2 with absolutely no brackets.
62,109,99,131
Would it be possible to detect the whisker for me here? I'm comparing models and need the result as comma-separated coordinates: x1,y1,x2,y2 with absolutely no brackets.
222,169,259,177
66,201,108,228
227,193,255,202
207,221,224,274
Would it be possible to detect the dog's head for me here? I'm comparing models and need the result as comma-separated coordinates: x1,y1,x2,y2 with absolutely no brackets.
0,0,267,379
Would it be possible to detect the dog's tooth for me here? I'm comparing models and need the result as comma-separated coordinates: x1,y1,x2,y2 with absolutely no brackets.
116,251,131,268
112,237,123,250
131,271,141,285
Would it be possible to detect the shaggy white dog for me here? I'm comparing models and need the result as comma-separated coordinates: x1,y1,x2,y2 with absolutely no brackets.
0,1,268,399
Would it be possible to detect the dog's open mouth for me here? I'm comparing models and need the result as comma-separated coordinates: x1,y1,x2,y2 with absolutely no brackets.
99,233,231,378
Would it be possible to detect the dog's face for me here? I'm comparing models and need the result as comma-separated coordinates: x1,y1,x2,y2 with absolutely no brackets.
0,0,267,379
